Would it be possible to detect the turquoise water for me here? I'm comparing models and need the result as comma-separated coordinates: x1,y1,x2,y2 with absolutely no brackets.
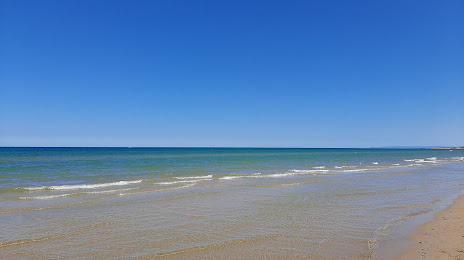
1,148,464,259
1,148,463,190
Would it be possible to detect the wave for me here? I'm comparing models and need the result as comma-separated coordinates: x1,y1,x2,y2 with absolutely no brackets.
11,156,464,193
403,158,439,164
155,178,212,185
219,173,264,180
175,175,213,180
18,188,137,200
19,194,72,200
219,167,373,180
220,172,298,180
83,188,136,194
216,159,460,181
22,180,142,191
290,169,330,173
340,169,369,172
219,170,332,180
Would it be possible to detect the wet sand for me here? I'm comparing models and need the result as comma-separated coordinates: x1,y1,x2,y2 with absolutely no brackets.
397,194,464,260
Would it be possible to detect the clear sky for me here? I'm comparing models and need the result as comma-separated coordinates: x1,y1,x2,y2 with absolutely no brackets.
1,0,463,147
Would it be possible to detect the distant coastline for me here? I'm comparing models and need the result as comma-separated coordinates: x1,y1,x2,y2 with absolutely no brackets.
375,146,464,149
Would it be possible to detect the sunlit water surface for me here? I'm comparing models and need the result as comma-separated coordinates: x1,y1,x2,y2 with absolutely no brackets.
1,148,463,259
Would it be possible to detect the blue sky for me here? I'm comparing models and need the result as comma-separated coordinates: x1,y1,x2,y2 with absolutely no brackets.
1,0,463,147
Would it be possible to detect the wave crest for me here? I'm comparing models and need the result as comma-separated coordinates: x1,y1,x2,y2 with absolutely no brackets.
23,180,142,191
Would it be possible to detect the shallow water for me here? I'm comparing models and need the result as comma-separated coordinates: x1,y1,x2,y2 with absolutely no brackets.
1,148,463,259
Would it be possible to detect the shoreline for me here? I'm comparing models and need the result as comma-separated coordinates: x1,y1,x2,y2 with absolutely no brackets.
2,149,463,259
396,194,464,259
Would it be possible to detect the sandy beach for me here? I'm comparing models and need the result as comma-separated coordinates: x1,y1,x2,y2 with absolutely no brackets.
397,194,464,260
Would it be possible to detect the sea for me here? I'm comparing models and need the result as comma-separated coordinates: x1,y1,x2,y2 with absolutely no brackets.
1,148,463,259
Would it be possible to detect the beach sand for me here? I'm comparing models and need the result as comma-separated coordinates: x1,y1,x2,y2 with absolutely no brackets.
397,195,464,260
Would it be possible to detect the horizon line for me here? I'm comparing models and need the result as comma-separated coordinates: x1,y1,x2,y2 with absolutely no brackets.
0,146,461,149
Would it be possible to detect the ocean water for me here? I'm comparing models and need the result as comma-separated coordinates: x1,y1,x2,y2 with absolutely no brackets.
1,148,464,259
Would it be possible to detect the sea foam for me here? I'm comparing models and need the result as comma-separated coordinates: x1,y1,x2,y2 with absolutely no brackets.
19,194,72,200
18,188,136,200
175,175,213,180
219,170,331,180
155,178,212,185
23,180,142,191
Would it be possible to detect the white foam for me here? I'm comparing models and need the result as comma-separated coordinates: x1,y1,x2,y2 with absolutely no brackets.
341,169,369,172
220,176,244,180
290,169,330,173
155,178,212,185
84,188,136,194
175,175,213,180
415,158,437,164
335,166,356,169
219,173,262,180
219,169,333,181
313,166,326,169
262,173,295,178
269,169,329,176
372,162,379,165
19,194,72,200
221,173,286,180
18,187,138,200
23,180,143,191
219,175,268,180
404,157,440,164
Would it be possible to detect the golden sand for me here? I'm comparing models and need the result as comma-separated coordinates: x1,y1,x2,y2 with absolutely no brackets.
397,195,464,260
